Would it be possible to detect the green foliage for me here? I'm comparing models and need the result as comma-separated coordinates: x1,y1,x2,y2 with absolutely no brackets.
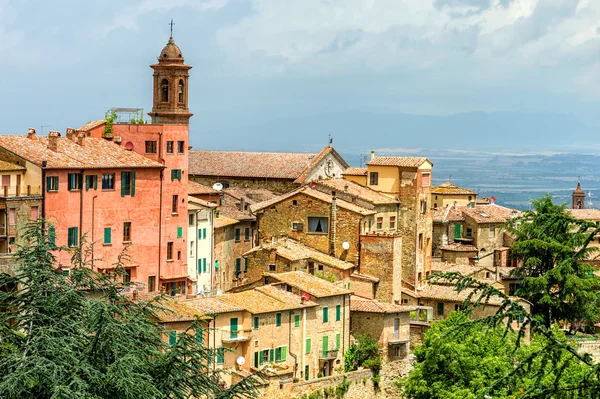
129,109,146,124
104,109,118,135
344,334,381,374
508,194,600,330
315,271,336,283
0,220,263,399
300,377,350,399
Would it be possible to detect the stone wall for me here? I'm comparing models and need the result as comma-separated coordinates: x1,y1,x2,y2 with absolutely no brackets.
291,369,382,399
359,234,402,303
190,176,298,194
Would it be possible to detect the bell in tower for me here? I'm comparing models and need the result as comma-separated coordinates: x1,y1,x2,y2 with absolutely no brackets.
149,31,193,125
572,179,585,210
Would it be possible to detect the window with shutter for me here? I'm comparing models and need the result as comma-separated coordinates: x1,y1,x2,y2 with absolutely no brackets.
294,314,300,327
177,226,182,238
306,338,311,354
203,258,206,272
336,333,340,349
195,328,203,344
269,349,274,362
323,307,329,323
103,227,111,245
276,313,282,326
48,226,56,247
336,305,341,321
254,352,259,368
168,331,176,346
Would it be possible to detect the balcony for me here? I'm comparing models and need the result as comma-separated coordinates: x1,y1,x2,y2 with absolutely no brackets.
319,349,339,360
410,306,433,326
0,186,42,198
220,327,252,344
387,331,410,345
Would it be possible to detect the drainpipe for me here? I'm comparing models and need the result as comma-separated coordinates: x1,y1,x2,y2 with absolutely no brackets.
288,310,298,379
79,169,84,267
91,195,98,269
157,131,164,292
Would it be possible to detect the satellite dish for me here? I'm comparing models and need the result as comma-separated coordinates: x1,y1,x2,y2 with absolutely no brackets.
342,242,350,250
212,182,223,191
236,356,246,366
124,142,134,151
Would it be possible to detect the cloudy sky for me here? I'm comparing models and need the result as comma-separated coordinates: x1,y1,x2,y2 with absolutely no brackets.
1,0,599,150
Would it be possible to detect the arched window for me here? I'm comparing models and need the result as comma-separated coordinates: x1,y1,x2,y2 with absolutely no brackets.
161,79,169,102
178,79,184,103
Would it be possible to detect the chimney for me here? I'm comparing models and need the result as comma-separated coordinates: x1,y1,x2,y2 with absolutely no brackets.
66,128,75,140
27,128,36,140
47,131,60,152
329,191,337,257
77,132,85,146
240,197,245,212
370,150,375,160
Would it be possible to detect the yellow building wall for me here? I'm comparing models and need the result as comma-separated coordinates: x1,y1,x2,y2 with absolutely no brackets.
432,193,475,208
365,165,399,194
342,175,367,186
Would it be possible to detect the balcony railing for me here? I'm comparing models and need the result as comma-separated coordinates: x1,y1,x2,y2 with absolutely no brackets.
0,186,42,198
319,349,339,360
387,331,410,345
220,327,252,344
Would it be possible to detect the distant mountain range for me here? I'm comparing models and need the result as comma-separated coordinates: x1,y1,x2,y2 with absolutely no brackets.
193,110,600,154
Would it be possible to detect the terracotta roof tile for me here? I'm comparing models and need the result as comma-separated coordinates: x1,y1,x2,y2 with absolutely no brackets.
433,204,465,223
342,167,367,176
185,296,245,314
265,271,352,298
350,295,415,313
567,209,600,221
78,120,106,131
440,243,478,252
127,292,208,323
315,179,398,205
418,283,503,305
220,286,317,314
367,156,431,168
0,134,163,170
245,237,356,271
432,182,477,195
188,180,219,195
0,160,25,171
213,214,239,229
224,188,278,204
251,186,376,216
461,204,519,224
188,196,218,210
189,149,318,179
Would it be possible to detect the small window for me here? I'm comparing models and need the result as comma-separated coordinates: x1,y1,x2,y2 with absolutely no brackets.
172,195,179,214
244,258,248,273
171,169,182,181
437,302,444,316
418,272,422,282
322,307,329,323
102,174,115,190
8,209,16,226
420,200,427,214
276,313,282,327
490,226,496,238
123,222,131,242
177,141,185,154
85,175,98,190
305,338,311,354
253,316,259,330
120,172,135,196
318,264,324,271
167,242,173,260
376,217,383,230
292,200,298,206
145,141,157,154
369,172,379,185
46,176,59,192
235,228,240,242
148,276,156,292
308,217,328,233
235,258,241,277
178,79,184,103
389,216,396,229
466,228,473,238
189,214,195,226
291,222,304,232
294,314,300,327
422,172,431,187
418,233,423,250
103,227,111,245
67,227,78,247
67,173,82,191
269,264,276,272
166,141,174,154
335,305,341,321
244,227,250,242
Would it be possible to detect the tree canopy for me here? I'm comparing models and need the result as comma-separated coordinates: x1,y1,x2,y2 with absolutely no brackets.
0,220,262,399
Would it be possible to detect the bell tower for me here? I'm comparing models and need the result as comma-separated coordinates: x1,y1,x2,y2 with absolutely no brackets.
149,34,193,125
572,179,585,210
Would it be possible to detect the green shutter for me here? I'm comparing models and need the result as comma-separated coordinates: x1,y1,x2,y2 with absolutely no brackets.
203,258,207,272
104,227,111,245
198,229,202,239
120,172,126,196
48,227,56,246
178,170,182,180
74,227,78,246
306,338,311,354
78,174,83,190
276,313,281,327
323,307,329,323
85,176,90,190
46,176,52,192
203,228,207,239
171,169,175,181
131,171,136,196
217,348,224,364
336,305,341,321
322,336,328,354
259,351,264,365
275,347,281,362
254,352,259,368
196,328,203,344
168,331,176,346
294,314,300,327
177,227,183,238
197,259,202,274
254,316,259,330
282,346,287,361
269,349,274,362
454,224,461,239
93,175,98,190
336,333,340,349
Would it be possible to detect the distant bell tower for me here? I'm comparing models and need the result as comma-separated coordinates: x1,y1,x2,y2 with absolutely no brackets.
149,30,193,125
572,180,585,210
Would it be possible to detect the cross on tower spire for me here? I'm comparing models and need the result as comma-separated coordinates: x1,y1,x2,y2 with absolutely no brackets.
169,18,175,37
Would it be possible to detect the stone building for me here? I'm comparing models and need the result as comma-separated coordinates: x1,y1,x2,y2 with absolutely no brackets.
432,203,465,257
343,153,433,293
250,185,376,264
431,181,477,208
358,234,403,303
350,296,414,362
188,146,349,194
